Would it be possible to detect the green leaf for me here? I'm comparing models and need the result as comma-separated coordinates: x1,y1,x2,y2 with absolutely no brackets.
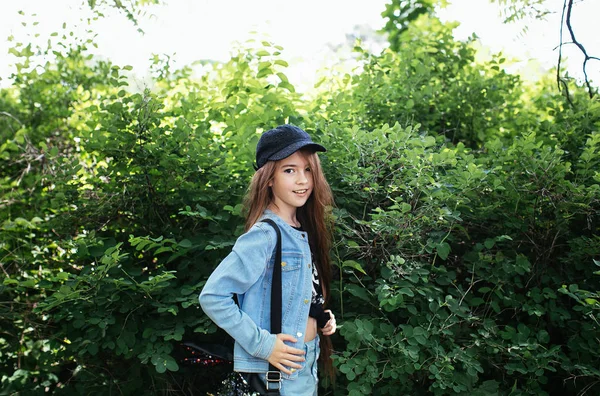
154,246,173,255
180,286,196,296
256,67,272,78
88,343,98,355
178,239,192,248
20,279,36,288
490,301,501,313
537,330,550,343
278,81,295,92
346,284,370,301
155,359,166,373
276,72,288,83
73,319,85,329
469,297,484,306
258,61,271,71
342,260,366,275
142,328,154,339
436,242,450,260
165,355,179,371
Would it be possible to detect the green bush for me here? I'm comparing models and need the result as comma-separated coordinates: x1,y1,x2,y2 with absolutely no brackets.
1,13,599,396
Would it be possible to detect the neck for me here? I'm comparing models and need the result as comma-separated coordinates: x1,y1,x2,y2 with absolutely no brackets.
268,205,300,227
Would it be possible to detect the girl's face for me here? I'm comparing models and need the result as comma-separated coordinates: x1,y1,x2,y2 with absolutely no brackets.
268,151,314,215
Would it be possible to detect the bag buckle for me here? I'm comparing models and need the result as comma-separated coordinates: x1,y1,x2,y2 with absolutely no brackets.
266,371,282,390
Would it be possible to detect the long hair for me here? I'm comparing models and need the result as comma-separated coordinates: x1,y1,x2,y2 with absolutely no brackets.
242,149,336,381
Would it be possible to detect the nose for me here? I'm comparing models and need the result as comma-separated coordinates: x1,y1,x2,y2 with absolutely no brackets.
297,170,308,184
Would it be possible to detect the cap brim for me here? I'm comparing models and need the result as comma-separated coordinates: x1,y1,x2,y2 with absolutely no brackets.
268,140,326,162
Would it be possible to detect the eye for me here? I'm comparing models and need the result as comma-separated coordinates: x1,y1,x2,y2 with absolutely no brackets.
305,167,311,172
283,168,294,174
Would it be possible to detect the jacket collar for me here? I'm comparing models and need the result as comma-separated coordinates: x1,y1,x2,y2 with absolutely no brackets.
261,209,308,241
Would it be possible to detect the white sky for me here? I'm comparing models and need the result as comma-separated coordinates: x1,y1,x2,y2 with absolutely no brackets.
0,0,598,90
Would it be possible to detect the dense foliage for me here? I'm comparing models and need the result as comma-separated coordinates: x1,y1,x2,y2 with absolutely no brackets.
1,10,599,396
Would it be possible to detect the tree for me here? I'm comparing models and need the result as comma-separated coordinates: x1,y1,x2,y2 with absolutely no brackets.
380,0,599,99
490,0,599,99
380,0,439,52
85,0,161,32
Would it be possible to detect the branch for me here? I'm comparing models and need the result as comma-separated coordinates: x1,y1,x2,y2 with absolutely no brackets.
85,0,161,33
564,0,598,99
0,111,24,126
557,0,574,106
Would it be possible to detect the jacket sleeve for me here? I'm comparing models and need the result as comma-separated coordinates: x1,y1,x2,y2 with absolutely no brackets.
199,223,276,361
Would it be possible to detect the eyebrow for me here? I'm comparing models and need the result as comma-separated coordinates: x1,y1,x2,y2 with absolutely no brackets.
280,163,310,168
281,163,298,167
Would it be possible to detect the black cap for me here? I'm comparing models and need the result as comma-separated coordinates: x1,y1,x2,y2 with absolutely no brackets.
255,124,326,170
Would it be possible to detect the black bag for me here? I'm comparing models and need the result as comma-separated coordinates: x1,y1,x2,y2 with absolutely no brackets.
180,219,283,395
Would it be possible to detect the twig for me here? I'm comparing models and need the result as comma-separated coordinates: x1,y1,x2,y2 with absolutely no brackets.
557,0,574,106
565,0,598,99
0,111,24,126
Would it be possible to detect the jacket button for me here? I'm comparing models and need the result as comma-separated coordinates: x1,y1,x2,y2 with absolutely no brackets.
304,299,309,304
297,332,303,338
281,262,286,267
308,264,311,269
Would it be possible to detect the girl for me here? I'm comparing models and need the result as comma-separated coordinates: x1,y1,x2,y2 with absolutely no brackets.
199,124,337,395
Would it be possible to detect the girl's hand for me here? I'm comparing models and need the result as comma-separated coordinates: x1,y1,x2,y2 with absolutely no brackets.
321,310,337,336
267,334,306,375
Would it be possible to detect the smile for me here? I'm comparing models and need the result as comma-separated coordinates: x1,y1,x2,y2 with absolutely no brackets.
293,189,308,194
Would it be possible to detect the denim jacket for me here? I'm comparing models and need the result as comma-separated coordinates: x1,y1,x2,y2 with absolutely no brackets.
199,209,313,378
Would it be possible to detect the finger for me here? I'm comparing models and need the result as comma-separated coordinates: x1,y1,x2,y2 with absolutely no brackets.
285,353,306,362
322,322,336,335
285,346,305,356
277,334,298,343
277,363,292,375
283,359,304,369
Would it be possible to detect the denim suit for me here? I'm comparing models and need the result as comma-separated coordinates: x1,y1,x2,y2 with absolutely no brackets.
199,209,313,378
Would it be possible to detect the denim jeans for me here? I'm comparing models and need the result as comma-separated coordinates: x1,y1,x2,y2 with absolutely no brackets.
264,335,320,396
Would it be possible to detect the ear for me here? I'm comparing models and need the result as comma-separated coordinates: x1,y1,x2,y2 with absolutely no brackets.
268,181,273,187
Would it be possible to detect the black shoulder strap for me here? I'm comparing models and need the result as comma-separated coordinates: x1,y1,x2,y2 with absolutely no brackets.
261,219,282,335
260,219,282,395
